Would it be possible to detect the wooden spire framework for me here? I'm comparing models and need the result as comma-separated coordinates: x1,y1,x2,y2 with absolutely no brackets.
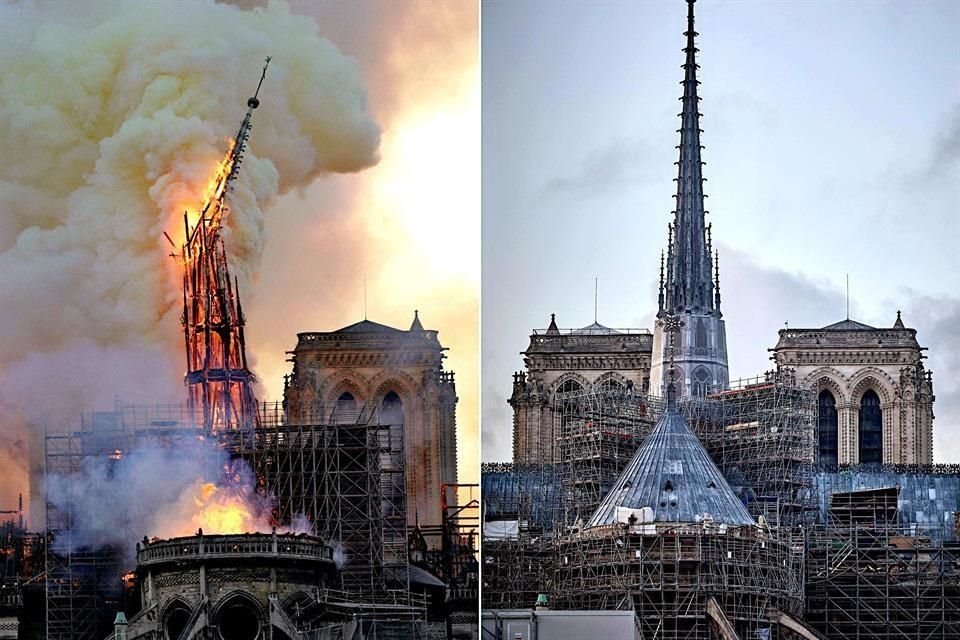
181,58,270,433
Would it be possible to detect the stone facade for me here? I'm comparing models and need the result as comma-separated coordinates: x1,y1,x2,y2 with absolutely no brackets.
510,315,653,463
771,314,934,464
283,313,458,529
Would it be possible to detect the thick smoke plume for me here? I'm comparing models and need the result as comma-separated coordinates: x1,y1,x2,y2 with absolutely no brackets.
45,437,312,566
0,0,380,524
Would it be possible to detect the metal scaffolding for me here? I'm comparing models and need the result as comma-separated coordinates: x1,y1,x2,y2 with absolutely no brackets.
481,535,554,612
43,406,204,640
480,463,561,610
552,372,817,533
484,373,818,635
229,405,409,597
805,487,960,639
696,372,817,529
408,484,480,636
555,387,655,530
44,401,411,640
485,374,960,637
554,523,804,640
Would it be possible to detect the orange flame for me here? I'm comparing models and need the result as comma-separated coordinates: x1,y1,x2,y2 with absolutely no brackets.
197,140,236,219
173,139,237,246
187,480,267,535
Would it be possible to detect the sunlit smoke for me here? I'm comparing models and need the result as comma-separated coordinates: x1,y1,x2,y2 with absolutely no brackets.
0,0,381,523
249,0,480,483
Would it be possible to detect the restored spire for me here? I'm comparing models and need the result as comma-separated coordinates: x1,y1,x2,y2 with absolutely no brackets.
660,0,717,318
650,1,729,398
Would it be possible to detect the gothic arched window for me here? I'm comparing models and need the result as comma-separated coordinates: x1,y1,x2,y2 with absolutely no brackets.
334,392,358,424
556,379,583,438
382,391,404,426
691,367,711,398
817,390,838,467
598,377,626,394
859,389,883,464
695,319,708,351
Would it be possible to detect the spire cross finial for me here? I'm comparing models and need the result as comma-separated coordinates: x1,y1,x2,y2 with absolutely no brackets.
662,313,685,407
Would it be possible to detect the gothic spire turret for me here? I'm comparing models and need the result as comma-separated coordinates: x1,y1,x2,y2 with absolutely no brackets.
410,309,424,332
546,313,560,335
659,0,717,319
650,0,728,399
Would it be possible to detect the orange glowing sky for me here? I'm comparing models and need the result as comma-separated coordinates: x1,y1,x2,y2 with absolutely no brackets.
245,1,479,482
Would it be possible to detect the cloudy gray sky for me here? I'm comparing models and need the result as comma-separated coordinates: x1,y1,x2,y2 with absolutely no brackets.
481,1,960,462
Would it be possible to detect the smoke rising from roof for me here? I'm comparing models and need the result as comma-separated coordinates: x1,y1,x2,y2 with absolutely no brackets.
0,0,381,523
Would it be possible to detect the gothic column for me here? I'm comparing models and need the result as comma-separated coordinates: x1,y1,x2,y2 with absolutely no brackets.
838,403,857,464
882,400,896,463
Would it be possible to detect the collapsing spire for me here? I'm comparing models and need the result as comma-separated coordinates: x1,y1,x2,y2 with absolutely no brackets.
181,58,271,433
659,0,718,318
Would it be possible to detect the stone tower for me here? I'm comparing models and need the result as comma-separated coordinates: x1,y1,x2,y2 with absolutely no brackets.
510,314,653,463
771,312,934,464
649,0,729,398
283,312,458,528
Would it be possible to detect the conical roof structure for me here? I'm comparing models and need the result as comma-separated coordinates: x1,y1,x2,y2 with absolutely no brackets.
587,396,754,528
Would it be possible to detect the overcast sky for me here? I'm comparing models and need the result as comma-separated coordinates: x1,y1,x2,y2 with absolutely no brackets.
481,0,960,462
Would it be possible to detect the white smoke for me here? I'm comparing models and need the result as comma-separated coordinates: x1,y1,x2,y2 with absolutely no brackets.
331,541,349,570
0,0,381,521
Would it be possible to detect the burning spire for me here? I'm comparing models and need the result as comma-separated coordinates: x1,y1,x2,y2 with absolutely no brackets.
180,58,271,433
